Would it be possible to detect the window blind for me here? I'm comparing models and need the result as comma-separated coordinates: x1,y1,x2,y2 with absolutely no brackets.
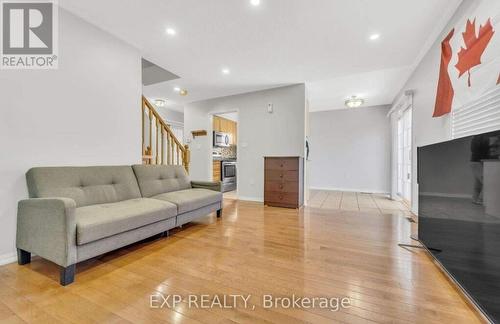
452,87,500,139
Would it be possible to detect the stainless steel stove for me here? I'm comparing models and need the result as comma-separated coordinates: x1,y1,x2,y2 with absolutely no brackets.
221,160,237,192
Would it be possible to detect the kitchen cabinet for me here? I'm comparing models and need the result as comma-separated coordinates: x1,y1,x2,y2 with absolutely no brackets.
213,116,221,132
213,160,221,182
213,116,237,145
220,118,229,133
229,120,237,144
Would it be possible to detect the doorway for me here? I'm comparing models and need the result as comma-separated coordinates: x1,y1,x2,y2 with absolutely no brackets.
397,107,412,205
212,111,238,200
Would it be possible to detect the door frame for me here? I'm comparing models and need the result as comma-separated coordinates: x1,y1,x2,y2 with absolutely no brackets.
397,106,412,207
389,91,415,213
210,111,239,196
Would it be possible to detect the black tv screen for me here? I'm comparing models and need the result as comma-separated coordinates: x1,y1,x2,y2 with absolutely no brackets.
418,130,500,322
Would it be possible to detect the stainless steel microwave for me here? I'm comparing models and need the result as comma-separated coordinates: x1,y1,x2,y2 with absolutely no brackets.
213,131,230,147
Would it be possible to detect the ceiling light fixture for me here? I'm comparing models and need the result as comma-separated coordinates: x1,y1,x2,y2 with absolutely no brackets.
179,89,188,96
154,99,166,107
173,87,181,92
369,33,380,41
222,68,230,75
345,96,364,108
250,0,261,6
166,28,176,36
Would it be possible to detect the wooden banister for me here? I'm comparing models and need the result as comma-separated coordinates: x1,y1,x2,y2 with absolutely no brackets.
141,96,190,172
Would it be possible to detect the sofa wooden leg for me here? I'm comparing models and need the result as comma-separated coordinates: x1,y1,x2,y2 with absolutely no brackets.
60,264,75,286
164,230,170,237
217,209,222,218
17,249,31,265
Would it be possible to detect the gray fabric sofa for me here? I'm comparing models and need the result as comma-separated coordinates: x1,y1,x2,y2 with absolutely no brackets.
16,165,222,285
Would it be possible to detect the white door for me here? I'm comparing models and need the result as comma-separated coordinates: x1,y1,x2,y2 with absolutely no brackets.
397,108,412,203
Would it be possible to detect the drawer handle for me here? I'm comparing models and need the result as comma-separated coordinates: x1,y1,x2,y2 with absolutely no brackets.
279,195,283,200
280,174,283,178
280,164,284,167
279,184,283,189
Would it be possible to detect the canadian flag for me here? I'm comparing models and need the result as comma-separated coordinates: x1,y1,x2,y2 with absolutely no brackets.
433,0,500,117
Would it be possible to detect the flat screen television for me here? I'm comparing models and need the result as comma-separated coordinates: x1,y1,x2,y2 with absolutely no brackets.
418,130,500,323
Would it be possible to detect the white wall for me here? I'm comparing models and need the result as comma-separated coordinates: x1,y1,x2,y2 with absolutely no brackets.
393,0,492,213
158,107,184,125
309,106,391,193
184,84,306,201
217,111,238,122
0,9,142,264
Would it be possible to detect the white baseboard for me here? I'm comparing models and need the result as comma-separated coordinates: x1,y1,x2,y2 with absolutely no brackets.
309,186,390,195
0,251,17,266
420,192,473,199
237,196,263,203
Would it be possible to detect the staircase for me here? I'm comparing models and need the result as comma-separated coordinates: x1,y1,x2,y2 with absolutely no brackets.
141,96,190,172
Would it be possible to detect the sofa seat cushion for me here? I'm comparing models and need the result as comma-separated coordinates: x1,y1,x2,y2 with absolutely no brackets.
153,189,222,214
75,198,177,245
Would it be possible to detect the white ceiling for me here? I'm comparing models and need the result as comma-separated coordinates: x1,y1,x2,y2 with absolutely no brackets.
60,0,462,111
307,66,415,111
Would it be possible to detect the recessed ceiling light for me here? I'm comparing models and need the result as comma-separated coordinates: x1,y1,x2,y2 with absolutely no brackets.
166,28,176,36
222,68,230,75
369,33,380,41
173,87,181,92
179,89,188,96
250,0,261,6
345,96,364,108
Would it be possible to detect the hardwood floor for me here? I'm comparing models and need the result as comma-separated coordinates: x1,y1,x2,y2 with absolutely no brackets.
0,200,484,323
223,190,238,200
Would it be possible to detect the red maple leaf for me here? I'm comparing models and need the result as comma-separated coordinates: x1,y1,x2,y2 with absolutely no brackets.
455,18,495,87
433,29,455,117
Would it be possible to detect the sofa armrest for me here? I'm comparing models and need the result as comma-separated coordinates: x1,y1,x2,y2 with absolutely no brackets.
16,197,77,267
191,181,222,192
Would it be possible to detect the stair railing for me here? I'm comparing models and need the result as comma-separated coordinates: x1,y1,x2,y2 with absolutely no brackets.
142,96,190,173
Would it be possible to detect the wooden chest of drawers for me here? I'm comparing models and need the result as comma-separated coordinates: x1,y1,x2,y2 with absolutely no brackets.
264,156,304,208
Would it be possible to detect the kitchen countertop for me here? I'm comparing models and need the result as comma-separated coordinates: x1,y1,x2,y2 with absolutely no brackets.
213,158,237,161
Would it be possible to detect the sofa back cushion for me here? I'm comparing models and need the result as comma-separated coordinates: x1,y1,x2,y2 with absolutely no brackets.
26,166,142,207
132,165,191,197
